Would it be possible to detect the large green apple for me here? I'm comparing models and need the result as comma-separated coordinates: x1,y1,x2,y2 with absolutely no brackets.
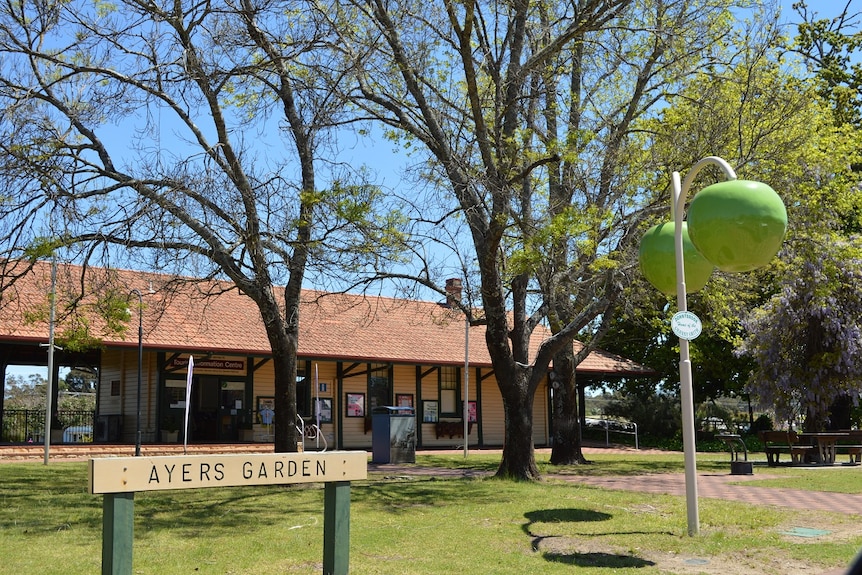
638,221,714,295
686,179,787,273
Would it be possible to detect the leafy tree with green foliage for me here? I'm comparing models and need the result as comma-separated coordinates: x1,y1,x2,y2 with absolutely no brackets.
731,1,862,430
793,1,862,128
531,2,769,465
5,371,96,410
334,0,784,477
602,28,823,408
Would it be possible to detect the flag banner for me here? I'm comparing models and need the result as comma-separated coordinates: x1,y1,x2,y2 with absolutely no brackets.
183,354,194,454
314,363,320,448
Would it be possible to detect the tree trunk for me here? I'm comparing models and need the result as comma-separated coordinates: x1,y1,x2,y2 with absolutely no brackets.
496,381,540,480
270,332,300,453
254,292,299,453
828,394,852,430
549,349,588,465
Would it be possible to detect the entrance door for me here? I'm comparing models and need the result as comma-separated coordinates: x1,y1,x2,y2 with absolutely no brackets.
218,381,246,441
192,376,220,442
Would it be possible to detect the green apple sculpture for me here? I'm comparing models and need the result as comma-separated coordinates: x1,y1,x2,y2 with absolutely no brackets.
638,221,714,295
686,180,787,273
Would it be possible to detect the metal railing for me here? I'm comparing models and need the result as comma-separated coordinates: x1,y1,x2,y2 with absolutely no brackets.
584,417,639,449
296,414,327,452
1,409,96,443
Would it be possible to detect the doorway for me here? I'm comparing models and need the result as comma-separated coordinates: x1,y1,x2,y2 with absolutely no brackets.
217,380,245,441
179,376,247,442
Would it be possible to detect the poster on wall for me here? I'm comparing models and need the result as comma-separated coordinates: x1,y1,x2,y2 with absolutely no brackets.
316,398,333,423
257,397,275,425
396,393,413,408
346,393,365,417
423,400,439,423
468,400,477,423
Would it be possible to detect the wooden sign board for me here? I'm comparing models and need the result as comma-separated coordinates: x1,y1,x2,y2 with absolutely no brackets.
89,451,367,494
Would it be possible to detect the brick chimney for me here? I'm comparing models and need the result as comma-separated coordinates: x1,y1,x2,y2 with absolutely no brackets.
444,278,463,307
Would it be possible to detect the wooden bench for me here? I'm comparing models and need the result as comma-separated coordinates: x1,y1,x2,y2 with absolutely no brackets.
759,430,814,466
835,430,862,463
435,420,473,439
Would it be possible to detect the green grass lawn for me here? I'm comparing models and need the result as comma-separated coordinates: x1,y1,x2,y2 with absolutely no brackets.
1,452,860,574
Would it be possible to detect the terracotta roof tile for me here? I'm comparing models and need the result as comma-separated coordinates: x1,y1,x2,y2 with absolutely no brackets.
0,261,652,375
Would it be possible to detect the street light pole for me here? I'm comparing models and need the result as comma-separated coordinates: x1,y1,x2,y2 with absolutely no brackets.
130,289,144,457
43,257,58,465
671,156,737,536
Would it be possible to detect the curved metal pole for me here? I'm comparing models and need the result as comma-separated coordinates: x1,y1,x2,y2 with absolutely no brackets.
672,156,737,536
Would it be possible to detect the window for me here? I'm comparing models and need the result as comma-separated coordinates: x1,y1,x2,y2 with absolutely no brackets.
165,378,187,408
439,366,459,416
296,366,310,418
368,363,391,410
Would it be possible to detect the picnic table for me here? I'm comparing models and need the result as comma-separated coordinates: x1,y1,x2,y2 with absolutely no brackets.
758,430,813,466
798,431,862,465
798,432,843,465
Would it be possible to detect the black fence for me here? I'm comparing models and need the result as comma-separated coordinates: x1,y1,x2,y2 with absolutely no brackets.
1,409,96,443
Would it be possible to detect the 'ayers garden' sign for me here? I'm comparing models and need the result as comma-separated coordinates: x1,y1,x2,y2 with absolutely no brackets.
89,452,366,493
89,452,367,575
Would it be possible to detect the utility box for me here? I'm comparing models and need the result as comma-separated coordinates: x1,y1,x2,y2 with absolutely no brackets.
371,406,416,464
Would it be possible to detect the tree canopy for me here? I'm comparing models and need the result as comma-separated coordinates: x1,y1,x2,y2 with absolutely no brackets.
0,0,407,452
329,0,801,477
733,0,862,430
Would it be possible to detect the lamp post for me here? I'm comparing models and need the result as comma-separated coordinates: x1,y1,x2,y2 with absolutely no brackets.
130,289,144,457
641,156,787,536
671,157,737,536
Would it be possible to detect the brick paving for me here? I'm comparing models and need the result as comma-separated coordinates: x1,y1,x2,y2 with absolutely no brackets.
556,471,862,515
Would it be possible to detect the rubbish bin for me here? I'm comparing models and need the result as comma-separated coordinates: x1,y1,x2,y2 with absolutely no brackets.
371,406,416,464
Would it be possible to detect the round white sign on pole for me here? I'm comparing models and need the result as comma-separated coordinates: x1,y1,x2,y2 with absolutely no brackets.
671,311,702,340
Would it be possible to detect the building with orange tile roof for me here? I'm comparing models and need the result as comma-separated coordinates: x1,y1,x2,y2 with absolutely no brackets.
0,261,652,448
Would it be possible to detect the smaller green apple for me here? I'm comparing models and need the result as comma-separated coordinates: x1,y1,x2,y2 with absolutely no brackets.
687,179,787,272
639,221,714,295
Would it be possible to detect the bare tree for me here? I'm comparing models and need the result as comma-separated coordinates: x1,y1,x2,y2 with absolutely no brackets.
0,0,402,452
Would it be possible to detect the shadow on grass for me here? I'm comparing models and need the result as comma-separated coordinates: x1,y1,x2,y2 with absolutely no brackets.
524,508,611,525
542,457,730,477
523,508,658,569
415,455,501,472
134,487,320,537
545,551,656,568
415,451,734,478
352,477,504,512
